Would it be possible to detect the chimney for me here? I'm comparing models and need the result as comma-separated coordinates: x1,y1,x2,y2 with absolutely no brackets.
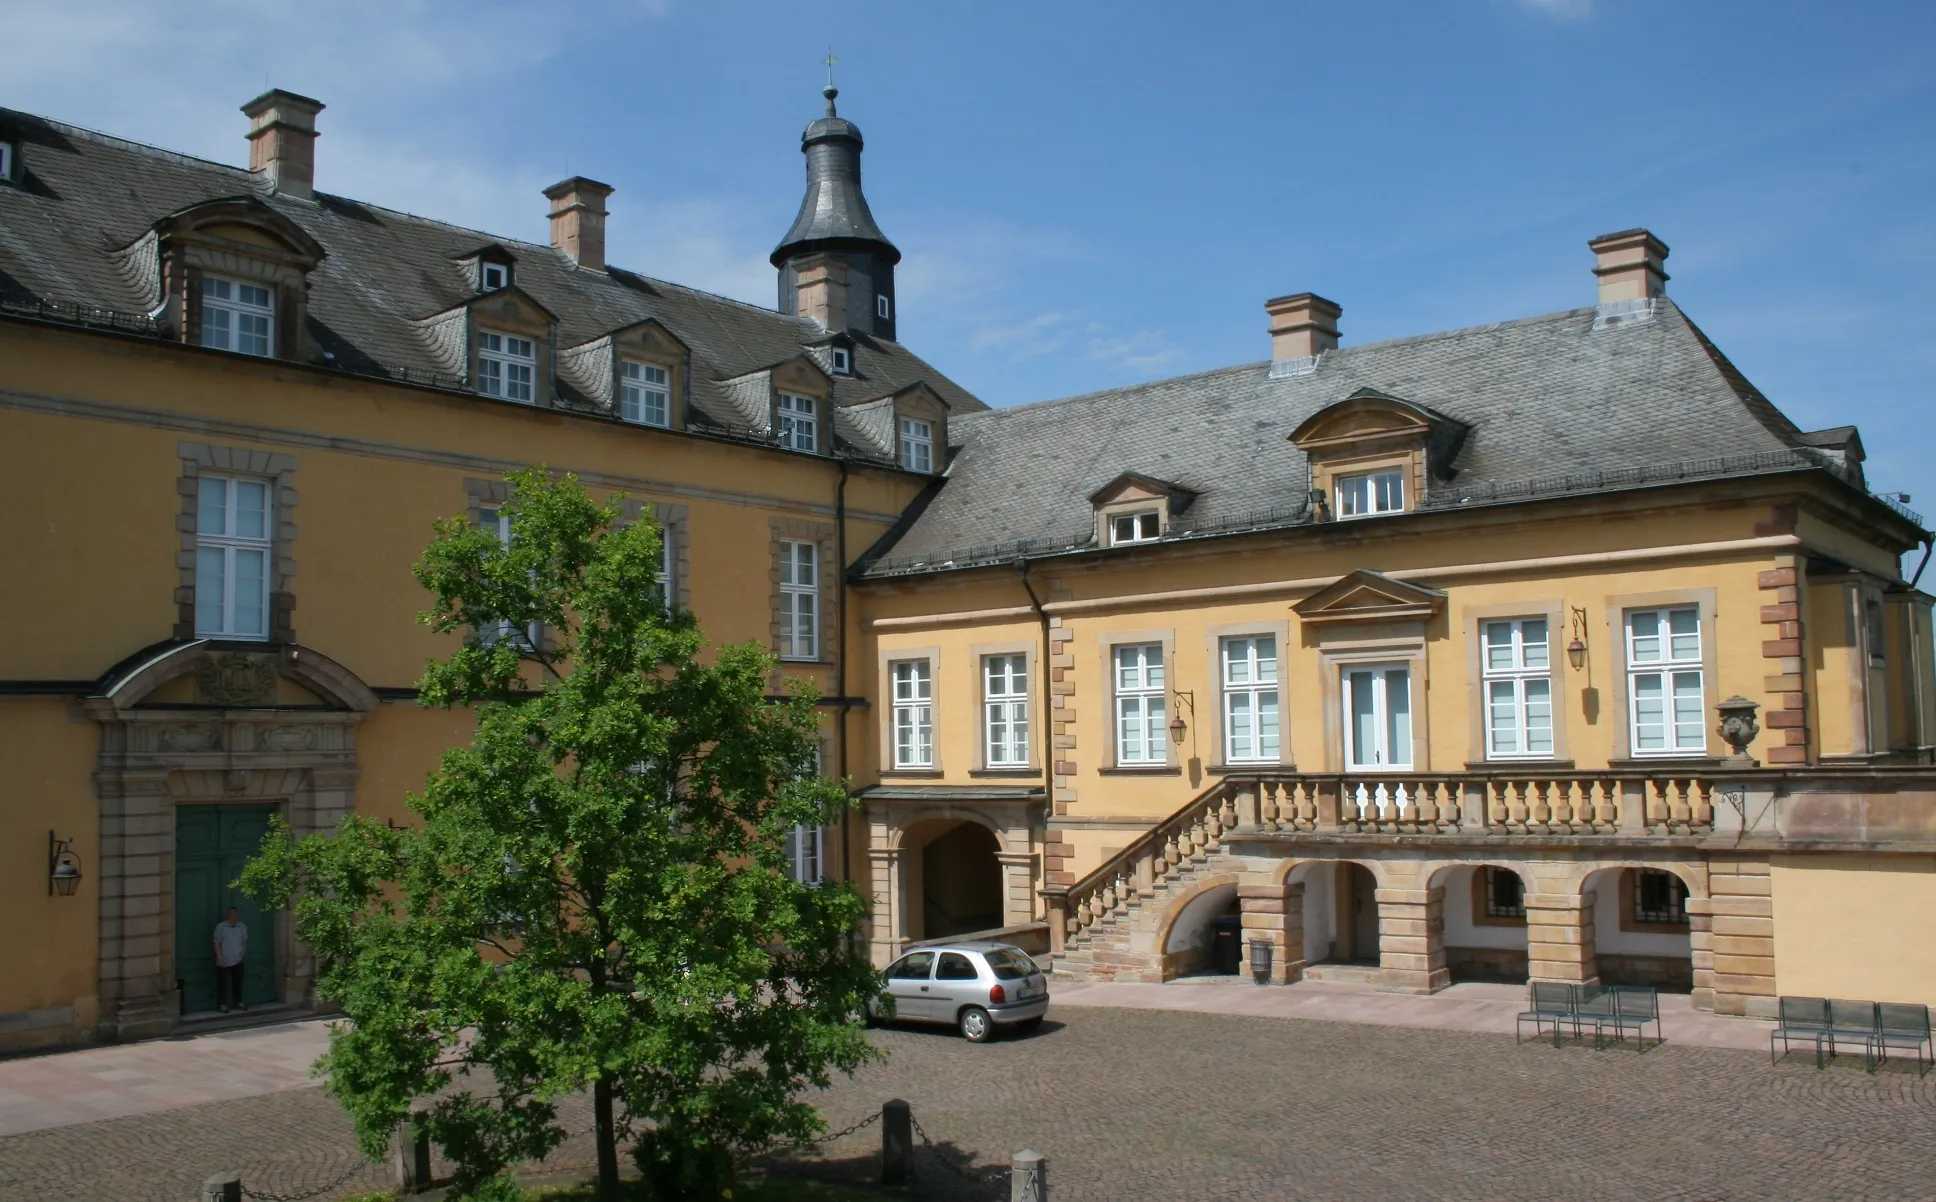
242,90,324,200
1265,292,1342,362
792,253,850,331
1588,228,1669,305
544,177,615,272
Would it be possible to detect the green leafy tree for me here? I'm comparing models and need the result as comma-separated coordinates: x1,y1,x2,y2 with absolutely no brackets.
243,467,882,1201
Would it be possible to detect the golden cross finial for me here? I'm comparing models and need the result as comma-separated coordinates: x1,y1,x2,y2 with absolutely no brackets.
823,50,838,88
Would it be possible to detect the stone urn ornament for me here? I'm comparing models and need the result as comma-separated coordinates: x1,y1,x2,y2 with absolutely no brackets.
1715,695,1761,768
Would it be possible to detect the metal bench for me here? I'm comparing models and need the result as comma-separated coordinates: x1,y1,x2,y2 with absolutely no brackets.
1581,984,1660,1052
1827,998,1882,1067
1515,982,1583,1048
1872,1003,1932,1077
1771,996,1832,1067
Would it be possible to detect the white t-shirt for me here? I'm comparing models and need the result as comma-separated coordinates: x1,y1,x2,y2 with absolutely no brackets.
213,920,248,967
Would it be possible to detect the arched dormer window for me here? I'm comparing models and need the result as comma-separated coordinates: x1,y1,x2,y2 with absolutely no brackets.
557,318,690,430
1090,472,1196,548
1288,387,1468,521
116,197,327,362
456,244,518,294
411,287,558,407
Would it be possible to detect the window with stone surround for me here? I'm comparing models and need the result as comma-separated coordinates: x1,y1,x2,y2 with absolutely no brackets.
1626,607,1704,756
899,417,934,473
619,360,670,427
778,539,819,660
1114,643,1167,765
892,660,934,769
778,393,817,453
1220,636,1279,763
478,331,537,403
1336,468,1405,518
785,824,824,884
477,503,539,650
1632,869,1688,925
983,654,1030,767
194,475,272,640
1482,618,1553,759
1483,867,1526,919
200,276,274,357
1109,510,1161,546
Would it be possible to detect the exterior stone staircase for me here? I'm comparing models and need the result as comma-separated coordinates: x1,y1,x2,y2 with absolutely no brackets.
1044,780,1245,983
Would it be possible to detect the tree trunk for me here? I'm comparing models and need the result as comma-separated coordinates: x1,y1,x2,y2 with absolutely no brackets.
594,1075,619,1200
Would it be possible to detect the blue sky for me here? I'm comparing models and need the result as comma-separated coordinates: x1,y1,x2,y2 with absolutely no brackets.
10,0,1935,519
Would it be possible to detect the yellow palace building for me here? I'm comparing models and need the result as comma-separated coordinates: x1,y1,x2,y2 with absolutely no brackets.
3,87,1934,1051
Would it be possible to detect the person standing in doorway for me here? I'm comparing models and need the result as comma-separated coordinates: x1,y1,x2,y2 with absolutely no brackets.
212,907,248,1014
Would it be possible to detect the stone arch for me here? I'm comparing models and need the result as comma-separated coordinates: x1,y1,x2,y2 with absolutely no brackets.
80,641,375,1041
1426,860,1535,986
1152,873,1242,981
885,805,1012,855
1579,863,1697,993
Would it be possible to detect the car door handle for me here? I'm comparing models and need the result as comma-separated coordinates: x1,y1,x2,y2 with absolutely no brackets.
920,986,930,992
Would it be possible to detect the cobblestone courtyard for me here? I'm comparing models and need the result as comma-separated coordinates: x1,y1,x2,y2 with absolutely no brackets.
4,1004,1935,1200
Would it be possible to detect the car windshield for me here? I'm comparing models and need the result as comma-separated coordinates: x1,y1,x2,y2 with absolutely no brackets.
985,949,1037,980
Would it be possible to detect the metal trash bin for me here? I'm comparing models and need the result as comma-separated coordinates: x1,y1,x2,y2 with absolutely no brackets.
1250,938,1273,985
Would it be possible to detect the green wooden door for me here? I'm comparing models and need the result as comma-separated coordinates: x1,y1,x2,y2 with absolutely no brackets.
175,804,278,1014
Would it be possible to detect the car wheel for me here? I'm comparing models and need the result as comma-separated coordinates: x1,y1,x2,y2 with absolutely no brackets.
958,1006,995,1042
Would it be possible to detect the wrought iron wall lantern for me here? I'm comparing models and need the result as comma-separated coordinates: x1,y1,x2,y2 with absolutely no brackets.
1169,689,1196,744
48,830,82,897
1567,606,1590,670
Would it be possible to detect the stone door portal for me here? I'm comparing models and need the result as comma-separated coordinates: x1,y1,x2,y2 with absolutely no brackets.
174,803,279,1014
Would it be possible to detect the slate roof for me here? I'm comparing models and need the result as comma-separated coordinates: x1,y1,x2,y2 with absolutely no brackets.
861,300,1907,577
0,107,981,453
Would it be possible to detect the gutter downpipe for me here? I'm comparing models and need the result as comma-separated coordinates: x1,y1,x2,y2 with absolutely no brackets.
1016,557,1064,954
836,459,851,888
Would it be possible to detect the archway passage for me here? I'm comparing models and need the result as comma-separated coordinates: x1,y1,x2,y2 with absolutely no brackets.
1340,862,1380,964
1435,865,1531,984
919,821,1004,939
1585,866,1695,993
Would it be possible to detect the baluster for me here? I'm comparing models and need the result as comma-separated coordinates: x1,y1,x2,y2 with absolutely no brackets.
1221,792,1239,832
1159,834,1179,876
1440,779,1461,828
1413,780,1437,830
1670,778,1693,830
1644,779,1665,829
1504,780,1525,829
1557,779,1579,829
1369,782,1389,827
1527,779,1550,828
1692,779,1713,828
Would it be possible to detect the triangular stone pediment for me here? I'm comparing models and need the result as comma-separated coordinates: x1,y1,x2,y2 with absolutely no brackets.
1088,471,1193,509
1294,569,1445,624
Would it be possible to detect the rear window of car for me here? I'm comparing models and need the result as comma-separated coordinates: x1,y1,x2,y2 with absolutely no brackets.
985,949,1038,980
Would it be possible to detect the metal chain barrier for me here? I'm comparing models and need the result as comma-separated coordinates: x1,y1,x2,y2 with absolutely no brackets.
802,1108,883,1146
238,1158,370,1202
910,1109,1010,1189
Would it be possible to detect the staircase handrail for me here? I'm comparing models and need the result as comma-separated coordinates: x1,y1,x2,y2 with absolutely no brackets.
1041,777,1233,951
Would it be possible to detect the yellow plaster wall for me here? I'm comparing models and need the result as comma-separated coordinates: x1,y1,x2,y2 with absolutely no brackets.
1772,854,1936,1007
0,699,102,1040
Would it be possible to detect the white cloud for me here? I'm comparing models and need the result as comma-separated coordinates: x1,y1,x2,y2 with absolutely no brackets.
970,312,1074,358
1084,328,1183,372
1520,0,1592,18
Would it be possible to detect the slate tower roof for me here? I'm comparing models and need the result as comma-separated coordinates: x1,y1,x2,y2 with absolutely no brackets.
771,84,902,341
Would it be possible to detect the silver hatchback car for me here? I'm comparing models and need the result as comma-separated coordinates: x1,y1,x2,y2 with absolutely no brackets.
873,941,1050,1042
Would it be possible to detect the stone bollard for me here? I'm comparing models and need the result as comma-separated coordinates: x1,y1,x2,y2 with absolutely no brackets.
1011,1149,1047,1201
202,1172,242,1202
880,1098,912,1186
393,1116,433,1192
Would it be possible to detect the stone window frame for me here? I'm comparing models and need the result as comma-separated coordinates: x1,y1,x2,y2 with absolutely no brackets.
461,478,555,655
616,498,691,609
970,639,1039,774
175,443,297,644
1461,599,1571,767
1203,619,1295,772
1605,586,1720,763
1309,448,1425,520
1314,633,1431,773
1098,628,1179,773
769,517,837,664
1618,868,1692,933
1470,865,1530,928
877,645,942,778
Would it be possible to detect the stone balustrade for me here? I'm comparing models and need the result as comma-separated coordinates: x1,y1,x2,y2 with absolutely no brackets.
1243,771,1716,836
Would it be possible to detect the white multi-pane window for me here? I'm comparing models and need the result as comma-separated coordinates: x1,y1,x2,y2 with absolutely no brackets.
830,348,851,374
983,654,1030,767
477,331,536,403
619,361,669,427
195,476,272,640
899,417,933,473
1627,607,1704,755
891,660,934,769
785,823,824,885
1114,643,1167,764
478,505,540,648
1483,619,1554,759
481,262,509,291
201,276,274,357
1336,469,1404,518
1110,510,1160,545
1343,665,1413,769
778,393,817,452
778,540,818,660
1221,636,1279,763
650,523,675,607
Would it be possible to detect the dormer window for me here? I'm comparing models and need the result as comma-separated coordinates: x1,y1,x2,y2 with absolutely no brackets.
481,262,510,291
478,331,536,403
1110,510,1161,545
898,417,933,473
620,360,669,427
1336,468,1405,518
201,276,275,357
830,347,852,374
778,392,817,452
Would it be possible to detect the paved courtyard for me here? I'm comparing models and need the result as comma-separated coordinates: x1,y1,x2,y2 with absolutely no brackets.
3,996,1934,1200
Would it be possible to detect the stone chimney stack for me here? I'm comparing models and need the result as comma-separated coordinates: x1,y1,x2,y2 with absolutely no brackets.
1265,293,1342,362
792,253,850,331
544,177,615,272
1588,228,1669,305
242,90,324,200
